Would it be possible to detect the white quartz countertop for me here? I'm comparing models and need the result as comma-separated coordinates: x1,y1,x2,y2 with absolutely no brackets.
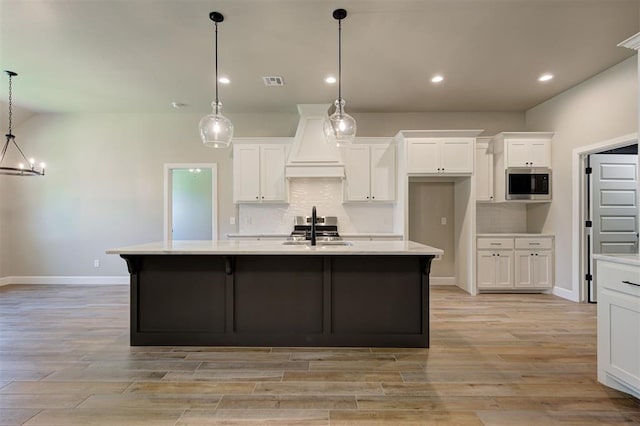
593,253,640,267
476,233,555,238
106,240,443,256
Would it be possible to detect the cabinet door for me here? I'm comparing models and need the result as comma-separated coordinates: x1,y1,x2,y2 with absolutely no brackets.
233,144,261,202
344,145,372,201
528,139,551,167
506,140,530,167
407,139,440,173
599,290,640,391
260,145,287,201
532,251,553,288
370,144,396,201
475,144,493,201
441,139,473,173
477,251,497,289
495,250,514,288
514,250,533,287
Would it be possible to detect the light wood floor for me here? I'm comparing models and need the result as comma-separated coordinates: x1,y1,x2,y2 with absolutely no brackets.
0,284,638,425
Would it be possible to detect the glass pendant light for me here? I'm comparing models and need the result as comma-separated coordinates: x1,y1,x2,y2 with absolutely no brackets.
324,8,356,147
0,71,45,176
199,11,234,148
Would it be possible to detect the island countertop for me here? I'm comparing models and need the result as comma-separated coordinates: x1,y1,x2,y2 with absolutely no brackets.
106,240,443,256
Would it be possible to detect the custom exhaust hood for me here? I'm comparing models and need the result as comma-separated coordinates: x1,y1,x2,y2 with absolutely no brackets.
285,104,345,178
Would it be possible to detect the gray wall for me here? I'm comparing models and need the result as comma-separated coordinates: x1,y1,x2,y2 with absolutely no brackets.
0,111,524,277
525,56,638,292
408,182,455,277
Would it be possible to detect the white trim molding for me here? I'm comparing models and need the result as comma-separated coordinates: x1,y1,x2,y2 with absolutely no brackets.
571,132,638,303
0,276,128,286
553,285,579,302
618,32,640,50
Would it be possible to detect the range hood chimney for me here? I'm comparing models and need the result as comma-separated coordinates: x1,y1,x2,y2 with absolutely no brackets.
285,104,345,178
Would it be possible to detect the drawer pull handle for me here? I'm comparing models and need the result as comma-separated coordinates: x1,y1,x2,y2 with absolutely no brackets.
490,243,502,246
529,242,541,245
622,280,640,287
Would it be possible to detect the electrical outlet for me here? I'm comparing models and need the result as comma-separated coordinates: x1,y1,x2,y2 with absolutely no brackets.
229,217,235,225
93,259,100,268
441,217,447,225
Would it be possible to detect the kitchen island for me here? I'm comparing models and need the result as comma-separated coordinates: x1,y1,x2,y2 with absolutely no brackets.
106,240,443,347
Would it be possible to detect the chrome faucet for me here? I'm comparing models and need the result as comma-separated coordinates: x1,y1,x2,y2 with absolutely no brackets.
311,206,317,246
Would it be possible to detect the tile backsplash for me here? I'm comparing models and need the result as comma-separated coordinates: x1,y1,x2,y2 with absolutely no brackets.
476,203,527,233
238,178,395,234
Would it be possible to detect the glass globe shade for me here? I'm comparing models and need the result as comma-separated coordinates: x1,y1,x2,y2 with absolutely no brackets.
323,99,356,147
199,102,234,148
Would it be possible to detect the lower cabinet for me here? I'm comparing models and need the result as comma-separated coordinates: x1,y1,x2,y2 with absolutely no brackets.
477,236,554,291
596,258,640,399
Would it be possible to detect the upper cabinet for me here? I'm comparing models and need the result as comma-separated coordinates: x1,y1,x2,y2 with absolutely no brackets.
344,139,396,202
506,138,551,168
492,132,554,169
490,132,554,203
233,140,289,203
407,139,474,174
397,130,483,175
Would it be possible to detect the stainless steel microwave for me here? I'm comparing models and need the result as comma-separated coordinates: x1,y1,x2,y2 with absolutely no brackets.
506,168,552,201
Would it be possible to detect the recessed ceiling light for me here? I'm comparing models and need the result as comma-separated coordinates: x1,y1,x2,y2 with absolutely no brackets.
171,102,188,109
538,73,553,82
431,75,444,83
218,77,230,84
325,76,337,84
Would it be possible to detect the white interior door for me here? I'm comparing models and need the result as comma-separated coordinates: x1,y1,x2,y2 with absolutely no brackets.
592,154,639,254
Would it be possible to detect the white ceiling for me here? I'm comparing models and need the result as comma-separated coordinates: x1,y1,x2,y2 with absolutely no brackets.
0,0,638,116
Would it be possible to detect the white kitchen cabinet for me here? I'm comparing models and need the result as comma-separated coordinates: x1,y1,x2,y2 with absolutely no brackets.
407,138,474,174
506,138,551,168
514,250,553,288
477,249,513,289
475,138,493,202
233,143,287,203
477,236,554,291
596,257,640,399
344,143,395,202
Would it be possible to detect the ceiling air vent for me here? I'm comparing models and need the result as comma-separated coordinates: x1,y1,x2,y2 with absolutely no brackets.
262,76,285,86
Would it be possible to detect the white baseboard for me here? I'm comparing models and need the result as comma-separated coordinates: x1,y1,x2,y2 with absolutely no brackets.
553,285,579,302
430,277,456,286
0,276,129,286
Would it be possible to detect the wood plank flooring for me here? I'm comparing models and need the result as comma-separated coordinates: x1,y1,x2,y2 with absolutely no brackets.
1,284,638,425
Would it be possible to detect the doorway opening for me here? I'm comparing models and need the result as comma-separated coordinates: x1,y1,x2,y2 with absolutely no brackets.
164,163,218,241
573,134,638,303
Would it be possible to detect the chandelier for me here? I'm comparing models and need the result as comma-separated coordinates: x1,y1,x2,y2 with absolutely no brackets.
1,70,45,176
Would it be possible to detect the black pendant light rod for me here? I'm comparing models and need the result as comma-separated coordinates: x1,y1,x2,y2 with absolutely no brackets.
210,12,224,116
333,9,347,108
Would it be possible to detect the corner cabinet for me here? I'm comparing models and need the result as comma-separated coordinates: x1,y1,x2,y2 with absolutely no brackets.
344,141,396,202
477,235,554,291
596,256,640,399
233,142,288,203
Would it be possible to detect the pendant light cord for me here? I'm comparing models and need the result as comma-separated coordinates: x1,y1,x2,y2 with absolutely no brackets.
338,18,342,108
214,21,220,115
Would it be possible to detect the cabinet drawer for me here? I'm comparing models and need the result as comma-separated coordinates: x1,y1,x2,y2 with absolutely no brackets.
477,238,514,250
515,238,553,250
597,261,640,298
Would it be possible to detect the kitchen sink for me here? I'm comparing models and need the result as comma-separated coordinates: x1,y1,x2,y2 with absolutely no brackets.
282,240,353,246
